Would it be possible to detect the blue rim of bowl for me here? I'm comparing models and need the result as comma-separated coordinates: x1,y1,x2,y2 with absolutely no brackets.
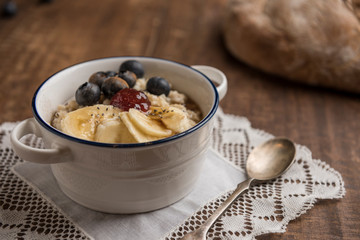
32,56,219,148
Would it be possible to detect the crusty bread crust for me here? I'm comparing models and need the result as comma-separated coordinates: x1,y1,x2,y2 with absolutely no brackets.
223,0,360,93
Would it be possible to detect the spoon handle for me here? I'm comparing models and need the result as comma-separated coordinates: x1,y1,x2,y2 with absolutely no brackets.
180,178,254,240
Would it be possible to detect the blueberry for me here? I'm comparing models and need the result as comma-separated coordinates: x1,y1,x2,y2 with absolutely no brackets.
75,82,101,106
89,71,108,88
146,77,170,96
118,71,137,88
119,60,144,78
105,71,117,77
2,1,17,17
101,77,129,98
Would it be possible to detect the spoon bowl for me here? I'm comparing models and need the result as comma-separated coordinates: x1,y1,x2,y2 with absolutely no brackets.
247,138,296,180
180,137,296,240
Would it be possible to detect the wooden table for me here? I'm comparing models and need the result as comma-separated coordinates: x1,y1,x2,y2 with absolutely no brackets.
0,0,359,239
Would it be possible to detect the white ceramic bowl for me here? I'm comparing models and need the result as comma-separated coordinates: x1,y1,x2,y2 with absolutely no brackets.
10,57,227,213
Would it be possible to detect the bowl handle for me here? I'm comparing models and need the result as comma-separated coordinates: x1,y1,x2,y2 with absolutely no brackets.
10,118,72,164
191,65,228,101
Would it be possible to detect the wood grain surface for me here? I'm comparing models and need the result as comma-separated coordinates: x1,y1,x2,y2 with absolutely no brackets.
1,0,359,239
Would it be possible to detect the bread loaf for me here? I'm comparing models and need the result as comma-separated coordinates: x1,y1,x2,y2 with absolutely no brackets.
223,0,360,93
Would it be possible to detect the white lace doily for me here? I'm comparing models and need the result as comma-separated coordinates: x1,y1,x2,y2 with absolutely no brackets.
0,123,92,240
165,109,345,239
0,108,345,240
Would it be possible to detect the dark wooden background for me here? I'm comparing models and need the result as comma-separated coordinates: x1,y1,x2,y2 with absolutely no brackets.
0,0,359,239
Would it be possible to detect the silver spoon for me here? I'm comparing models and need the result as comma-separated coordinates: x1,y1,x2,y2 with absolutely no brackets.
180,137,296,240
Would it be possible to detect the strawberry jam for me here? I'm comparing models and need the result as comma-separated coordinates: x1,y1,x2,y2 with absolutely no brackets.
110,88,151,112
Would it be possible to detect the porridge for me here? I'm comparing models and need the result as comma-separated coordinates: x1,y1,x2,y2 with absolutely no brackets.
51,60,202,143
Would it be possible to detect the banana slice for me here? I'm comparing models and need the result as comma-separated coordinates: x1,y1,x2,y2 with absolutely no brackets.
160,106,196,133
60,104,121,141
95,118,136,143
128,109,173,138
120,111,165,142
60,103,194,144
